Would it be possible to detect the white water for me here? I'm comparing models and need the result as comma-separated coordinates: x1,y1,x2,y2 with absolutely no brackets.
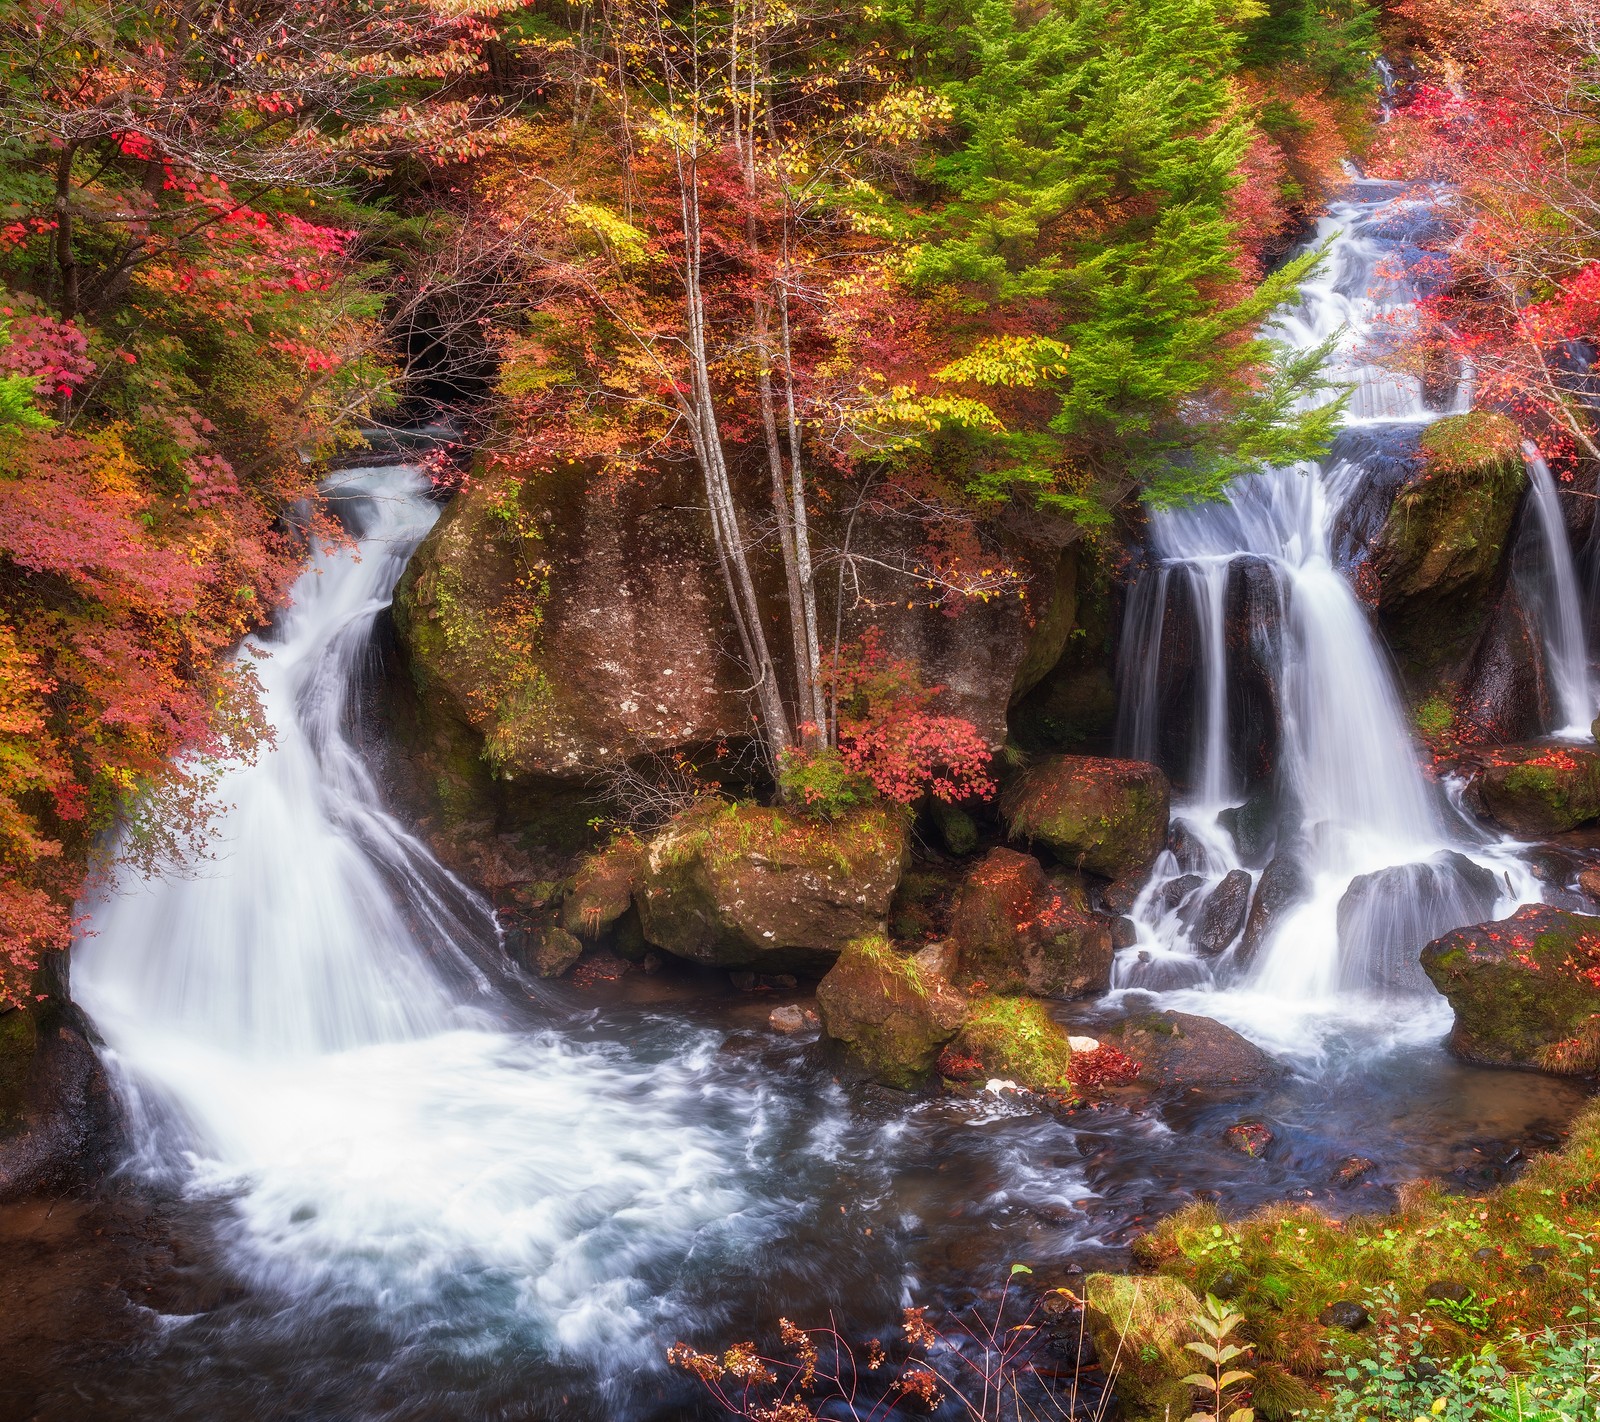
1115,182,1542,1057
1523,445,1595,736
71,466,823,1381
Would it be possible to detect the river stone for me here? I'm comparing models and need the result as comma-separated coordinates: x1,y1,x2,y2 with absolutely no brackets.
1420,904,1600,1070
815,934,966,1088
635,802,908,975
1081,1274,1201,1421
1474,745,1600,836
1335,851,1500,995
1001,755,1170,879
1216,793,1277,865
1189,870,1253,956
1155,873,1205,915
948,848,1113,1000
1235,851,1312,970
1105,1010,1283,1089
1319,1300,1371,1331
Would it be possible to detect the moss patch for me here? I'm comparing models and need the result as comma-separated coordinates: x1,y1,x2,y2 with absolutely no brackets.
951,995,1074,1092
815,933,967,1088
0,1007,37,1130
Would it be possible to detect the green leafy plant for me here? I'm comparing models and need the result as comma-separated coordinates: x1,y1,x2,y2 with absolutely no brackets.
778,746,876,820
1183,1293,1255,1422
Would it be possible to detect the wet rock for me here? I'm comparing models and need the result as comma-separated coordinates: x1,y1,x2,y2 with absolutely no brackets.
1081,1274,1202,1420
1103,1010,1283,1089
1373,412,1525,689
1236,851,1312,969
562,840,642,938
1455,583,1547,744
1475,745,1600,836
1318,1300,1372,1331
948,848,1113,1000
1166,821,1207,872
636,802,908,974
1576,866,1600,904
1002,755,1170,879
1190,870,1253,957
1111,916,1139,950
0,1016,117,1203
1224,556,1288,791
948,995,1076,1094
1101,874,1148,916
1208,1270,1241,1300
929,801,979,858
1224,1120,1274,1157
767,1004,814,1035
1155,873,1205,915
815,934,967,1088
1521,1262,1548,1280
1420,904,1600,1070
1336,1156,1376,1185
1216,793,1277,866
533,927,584,979
1335,851,1501,995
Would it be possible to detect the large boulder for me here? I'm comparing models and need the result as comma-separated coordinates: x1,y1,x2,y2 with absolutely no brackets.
1335,852,1501,995
1421,904,1600,1071
1103,1010,1282,1089
635,802,908,974
948,848,1113,999
1474,744,1600,836
1002,756,1170,879
1188,869,1253,957
1373,412,1525,687
946,995,1077,1093
815,934,967,1088
562,838,644,937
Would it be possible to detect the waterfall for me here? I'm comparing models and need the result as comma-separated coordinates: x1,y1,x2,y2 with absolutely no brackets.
1114,182,1539,1048
1522,446,1594,736
71,465,808,1382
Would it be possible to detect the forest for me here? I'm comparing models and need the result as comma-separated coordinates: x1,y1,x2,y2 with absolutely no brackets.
3,1,1600,1419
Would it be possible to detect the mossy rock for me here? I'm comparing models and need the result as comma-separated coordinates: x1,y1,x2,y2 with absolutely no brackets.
636,801,909,974
0,1008,38,1131
1474,745,1600,836
949,847,1112,999
950,995,1075,1092
1421,904,1600,1069
1104,1010,1283,1088
1001,755,1170,879
1081,1273,1201,1421
815,933,967,1089
1374,411,1525,682
562,839,643,938
534,926,584,979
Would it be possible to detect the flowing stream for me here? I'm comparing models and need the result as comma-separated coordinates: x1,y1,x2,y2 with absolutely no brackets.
46,185,1598,1421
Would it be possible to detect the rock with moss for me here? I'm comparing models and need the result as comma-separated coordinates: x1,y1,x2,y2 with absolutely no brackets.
562,839,643,937
1421,904,1600,1070
949,848,1112,999
1473,745,1600,836
1001,756,1170,879
533,927,585,979
1373,412,1525,683
949,995,1076,1093
1103,1010,1282,1089
0,1008,38,1132
1081,1273,1202,1421
635,801,909,974
815,934,967,1088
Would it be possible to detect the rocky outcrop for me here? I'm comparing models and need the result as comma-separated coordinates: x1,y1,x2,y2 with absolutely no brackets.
1421,904,1600,1071
1473,744,1600,836
946,995,1076,1093
1103,1009,1282,1088
948,848,1113,999
634,802,908,974
1373,412,1525,687
815,934,967,1088
1002,756,1170,879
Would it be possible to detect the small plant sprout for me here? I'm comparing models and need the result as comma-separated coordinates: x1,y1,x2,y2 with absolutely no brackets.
1182,1293,1255,1422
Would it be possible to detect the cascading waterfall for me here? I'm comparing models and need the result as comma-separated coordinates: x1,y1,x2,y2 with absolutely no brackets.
1115,181,1541,1052
1522,446,1594,736
70,465,827,1392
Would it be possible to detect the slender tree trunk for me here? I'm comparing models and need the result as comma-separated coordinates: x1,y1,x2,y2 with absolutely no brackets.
53,143,80,322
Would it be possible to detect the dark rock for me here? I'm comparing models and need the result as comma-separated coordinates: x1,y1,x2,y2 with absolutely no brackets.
1472,1247,1500,1263
1521,1262,1548,1280
1455,582,1547,744
949,848,1113,1000
1111,916,1139,950
1103,1010,1283,1089
1156,873,1205,915
1002,756,1171,879
815,935,967,1088
1209,1270,1241,1301
1190,870,1253,957
1167,821,1207,872
636,802,908,974
1335,851,1501,995
1528,847,1580,887
1318,1301,1371,1332
930,801,979,857
1216,794,1277,866
0,1016,117,1203
1423,1280,1472,1304
1224,557,1288,791
1102,875,1148,916
1236,851,1313,969
1531,1245,1559,1261
1421,904,1600,1070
